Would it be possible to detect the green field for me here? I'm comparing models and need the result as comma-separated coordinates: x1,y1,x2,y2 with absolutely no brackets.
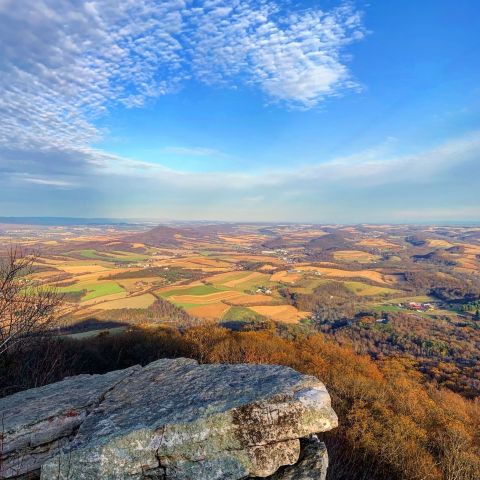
168,301,203,308
74,249,149,263
159,284,226,298
287,277,332,294
222,306,267,322
58,281,124,301
74,249,114,261
63,326,127,339
230,273,275,292
344,281,399,297
110,251,150,261
159,272,276,299
370,305,405,313
382,295,435,304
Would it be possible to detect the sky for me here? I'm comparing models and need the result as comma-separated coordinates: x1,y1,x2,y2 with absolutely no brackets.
0,0,479,223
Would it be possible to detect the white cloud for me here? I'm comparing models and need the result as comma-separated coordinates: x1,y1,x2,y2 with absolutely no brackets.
0,0,189,154
0,0,365,202
187,2,363,107
0,0,363,161
86,131,480,222
84,130,480,193
2,1,477,222
21,177,76,188
2,131,478,222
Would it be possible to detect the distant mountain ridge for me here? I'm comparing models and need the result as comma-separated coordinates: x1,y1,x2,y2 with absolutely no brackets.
127,223,238,247
0,217,134,226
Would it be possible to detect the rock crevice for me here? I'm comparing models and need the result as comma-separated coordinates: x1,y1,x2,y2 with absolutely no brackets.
0,358,337,479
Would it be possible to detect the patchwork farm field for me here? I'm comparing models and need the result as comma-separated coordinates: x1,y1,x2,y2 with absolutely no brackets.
248,305,309,323
3,221,477,332
156,270,280,319
294,265,388,284
94,293,157,310
343,281,400,297
58,281,124,301
333,250,381,263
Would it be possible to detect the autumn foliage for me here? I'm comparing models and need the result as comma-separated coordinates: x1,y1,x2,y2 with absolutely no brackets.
1,324,479,480
178,325,480,480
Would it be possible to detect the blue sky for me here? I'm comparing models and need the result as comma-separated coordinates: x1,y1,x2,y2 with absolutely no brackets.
0,0,479,222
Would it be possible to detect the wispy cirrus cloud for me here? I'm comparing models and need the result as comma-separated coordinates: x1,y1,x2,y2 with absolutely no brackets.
21,177,76,188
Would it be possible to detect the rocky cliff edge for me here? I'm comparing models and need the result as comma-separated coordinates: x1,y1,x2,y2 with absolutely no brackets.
0,358,337,479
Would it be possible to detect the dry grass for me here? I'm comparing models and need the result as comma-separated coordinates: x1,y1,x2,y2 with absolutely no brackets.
30,270,64,280
295,266,387,284
166,259,229,271
259,264,277,272
227,254,284,265
227,294,276,306
270,270,302,283
290,230,328,238
59,264,109,274
463,244,480,255
202,271,250,285
169,291,243,304
356,238,400,249
248,305,308,323
93,293,156,310
223,271,262,287
218,235,253,245
187,256,233,267
333,250,380,263
427,239,454,248
454,259,480,272
186,303,231,319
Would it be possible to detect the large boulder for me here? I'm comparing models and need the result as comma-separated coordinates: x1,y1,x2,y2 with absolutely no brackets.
0,358,337,479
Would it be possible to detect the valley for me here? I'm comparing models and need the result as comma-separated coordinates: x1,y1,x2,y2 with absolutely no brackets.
2,221,479,396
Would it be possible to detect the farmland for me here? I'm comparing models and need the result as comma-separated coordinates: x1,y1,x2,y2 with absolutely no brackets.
1,221,479,334
3,220,480,400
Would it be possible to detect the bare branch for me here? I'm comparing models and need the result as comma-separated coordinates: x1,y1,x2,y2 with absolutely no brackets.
0,247,63,356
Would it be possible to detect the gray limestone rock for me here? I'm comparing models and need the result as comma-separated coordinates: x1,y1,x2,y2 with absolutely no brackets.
263,436,329,480
0,366,140,478
0,358,337,480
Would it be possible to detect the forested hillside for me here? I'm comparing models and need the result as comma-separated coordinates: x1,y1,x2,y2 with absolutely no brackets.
1,324,479,480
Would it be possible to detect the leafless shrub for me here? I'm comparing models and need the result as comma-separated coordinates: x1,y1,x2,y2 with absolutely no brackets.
0,247,63,356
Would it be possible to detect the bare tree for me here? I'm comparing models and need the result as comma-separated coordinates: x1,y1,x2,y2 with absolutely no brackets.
0,247,62,356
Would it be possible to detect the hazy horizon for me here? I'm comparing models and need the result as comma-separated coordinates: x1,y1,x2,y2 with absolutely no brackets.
1,216,480,228
1,0,479,222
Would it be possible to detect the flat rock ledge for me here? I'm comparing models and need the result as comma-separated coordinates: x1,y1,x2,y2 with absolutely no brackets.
0,358,337,480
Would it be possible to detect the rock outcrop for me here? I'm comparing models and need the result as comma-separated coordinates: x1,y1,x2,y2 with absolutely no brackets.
264,436,328,480
0,358,337,479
